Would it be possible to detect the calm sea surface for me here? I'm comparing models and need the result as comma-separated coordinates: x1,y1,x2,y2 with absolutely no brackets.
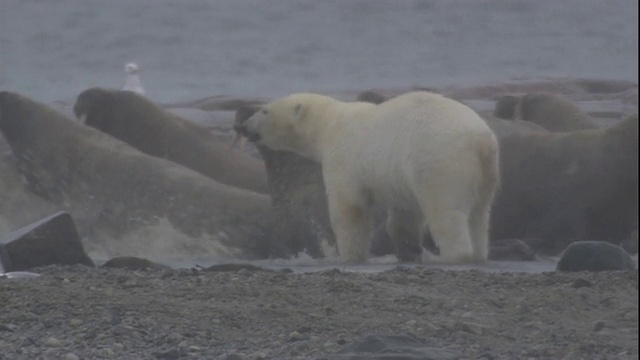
0,0,637,103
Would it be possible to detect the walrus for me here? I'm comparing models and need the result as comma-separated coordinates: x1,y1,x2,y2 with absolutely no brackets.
355,90,386,105
73,88,269,194
492,113,638,254
494,93,599,132
0,91,275,259
234,105,333,258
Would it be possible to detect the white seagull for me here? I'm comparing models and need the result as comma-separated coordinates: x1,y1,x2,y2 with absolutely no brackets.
123,62,146,96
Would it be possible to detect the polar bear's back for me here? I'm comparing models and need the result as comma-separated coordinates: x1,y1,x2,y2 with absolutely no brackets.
344,91,494,159
373,91,488,132
333,91,497,208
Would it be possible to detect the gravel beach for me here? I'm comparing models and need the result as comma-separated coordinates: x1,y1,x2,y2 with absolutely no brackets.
0,265,637,360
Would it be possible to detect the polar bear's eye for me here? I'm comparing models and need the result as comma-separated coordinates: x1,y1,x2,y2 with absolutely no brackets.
261,109,268,115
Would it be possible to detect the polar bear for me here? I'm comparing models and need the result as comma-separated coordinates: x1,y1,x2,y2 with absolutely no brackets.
240,92,500,263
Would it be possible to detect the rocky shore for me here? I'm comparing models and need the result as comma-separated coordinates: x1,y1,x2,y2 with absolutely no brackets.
0,265,638,360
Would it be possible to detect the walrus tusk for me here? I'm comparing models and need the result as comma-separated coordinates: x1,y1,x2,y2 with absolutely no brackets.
78,113,87,124
231,133,247,151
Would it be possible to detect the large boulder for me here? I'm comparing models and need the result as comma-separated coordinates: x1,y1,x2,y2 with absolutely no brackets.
0,212,94,272
73,88,269,194
556,241,636,272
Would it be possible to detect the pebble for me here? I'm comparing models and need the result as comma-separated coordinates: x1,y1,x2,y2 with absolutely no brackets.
42,336,62,347
237,268,252,276
69,318,83,326
225,352,248,360
97,347,115,357
288,330,306,342
456,321,486,335
155,348,181,359
0,323,17,332
187,345,202,352
572,278,593,288
593,320,606,332
63,353,80,360
249,351,268,360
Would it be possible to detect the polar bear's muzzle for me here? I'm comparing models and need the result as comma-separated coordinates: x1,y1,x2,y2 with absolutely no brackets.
244,129,261,143
235,120,261,143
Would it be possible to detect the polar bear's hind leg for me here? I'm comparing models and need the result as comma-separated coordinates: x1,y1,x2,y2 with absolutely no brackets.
469,196,492,261
386,208,426,263
417,181,476,263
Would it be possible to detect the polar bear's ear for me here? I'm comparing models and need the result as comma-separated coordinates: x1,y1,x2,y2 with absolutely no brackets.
293,103,308,121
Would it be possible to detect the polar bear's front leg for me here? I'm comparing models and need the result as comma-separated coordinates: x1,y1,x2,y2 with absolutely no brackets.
325,186,372,263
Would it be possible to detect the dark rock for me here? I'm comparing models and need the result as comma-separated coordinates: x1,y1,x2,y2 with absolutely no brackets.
556,241,636,272
316,333,460,360
572,278,593,288
102,256,171,271
0,211,94,272
0,324,17,332
488,239,536,261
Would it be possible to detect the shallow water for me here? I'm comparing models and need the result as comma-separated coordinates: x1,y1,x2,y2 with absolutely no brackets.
0,0,637,103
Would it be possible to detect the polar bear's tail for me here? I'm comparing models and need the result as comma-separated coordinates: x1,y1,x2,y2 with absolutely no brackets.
477,133,501,199
466,133,500,261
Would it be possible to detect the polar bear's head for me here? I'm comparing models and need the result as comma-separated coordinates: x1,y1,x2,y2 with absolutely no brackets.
239,93,335,159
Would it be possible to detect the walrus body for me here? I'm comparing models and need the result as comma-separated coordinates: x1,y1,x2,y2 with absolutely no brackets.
234,106,333,258
492,114,638,254
494,93,599,132
73,88,269,194
0,91,274,258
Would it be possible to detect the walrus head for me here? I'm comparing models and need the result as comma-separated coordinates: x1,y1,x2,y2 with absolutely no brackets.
231,104,261,150
73,88,118,129
355,90,386,105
